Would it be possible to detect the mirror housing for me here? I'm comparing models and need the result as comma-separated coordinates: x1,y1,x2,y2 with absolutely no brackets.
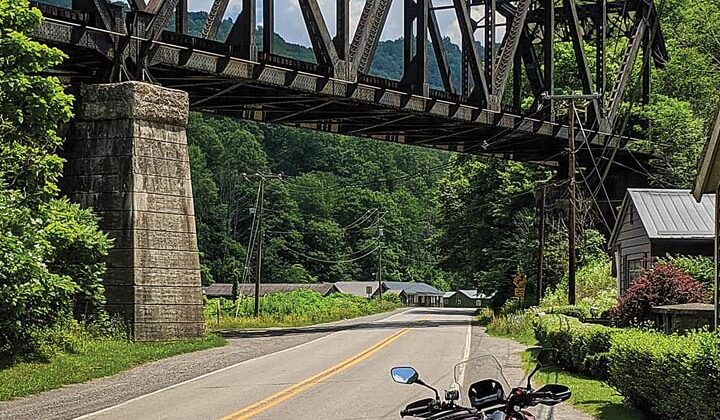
391,367,419,385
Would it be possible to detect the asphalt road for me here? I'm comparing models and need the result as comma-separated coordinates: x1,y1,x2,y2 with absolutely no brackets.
76,308,475,420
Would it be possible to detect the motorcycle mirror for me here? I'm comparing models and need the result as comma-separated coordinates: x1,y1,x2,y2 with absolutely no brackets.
391,367,419,385
536,348,558,367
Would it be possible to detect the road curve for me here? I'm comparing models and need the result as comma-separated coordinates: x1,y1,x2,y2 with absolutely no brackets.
77,307,475,420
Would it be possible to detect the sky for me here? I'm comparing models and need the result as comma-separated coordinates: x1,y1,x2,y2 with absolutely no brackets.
187,0,506,48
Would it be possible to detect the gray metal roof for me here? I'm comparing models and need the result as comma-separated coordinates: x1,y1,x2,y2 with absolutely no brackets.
383,281,444,296
459,290,497,300
329,282,380,297
625,189,715,239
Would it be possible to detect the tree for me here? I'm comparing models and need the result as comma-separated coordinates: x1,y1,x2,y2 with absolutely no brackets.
0,0,109,356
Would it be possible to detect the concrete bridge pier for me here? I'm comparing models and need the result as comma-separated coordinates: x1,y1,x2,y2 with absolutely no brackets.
64,82,205,340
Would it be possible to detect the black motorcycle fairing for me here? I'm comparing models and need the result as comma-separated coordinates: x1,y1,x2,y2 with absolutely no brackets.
401,398,438,417
534,384,571,406
467,379,506,410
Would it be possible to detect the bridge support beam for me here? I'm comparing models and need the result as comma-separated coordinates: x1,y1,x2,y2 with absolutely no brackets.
65,82,204,341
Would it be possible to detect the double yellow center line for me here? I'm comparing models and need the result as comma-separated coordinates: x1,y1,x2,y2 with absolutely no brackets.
220,316,428,420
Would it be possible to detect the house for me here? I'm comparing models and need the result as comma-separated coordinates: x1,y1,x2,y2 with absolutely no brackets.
443,290,496,308
325,281,383,299
609,189,715,296
203,282,333,299
692,108,720,330
379,281,444,307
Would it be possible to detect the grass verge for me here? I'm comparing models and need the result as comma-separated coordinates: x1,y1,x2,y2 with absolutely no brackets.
483,311,644,420
206,290,402,330
0,334,225,401
522,350,644,420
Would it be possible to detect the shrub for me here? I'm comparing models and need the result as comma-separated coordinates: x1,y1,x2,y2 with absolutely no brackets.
476,307,495,325
608,330,720,420
0,192,110,357
541,258,616,314
205,290,401,329
534,314,617,378
543,305,589,322
486,309,538,344
658,255,714,284
611,263,707,327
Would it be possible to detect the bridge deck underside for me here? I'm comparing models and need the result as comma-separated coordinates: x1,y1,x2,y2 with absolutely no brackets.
37,9,628,165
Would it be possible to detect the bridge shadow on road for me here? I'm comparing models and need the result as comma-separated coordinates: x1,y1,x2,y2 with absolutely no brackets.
218,308,476,339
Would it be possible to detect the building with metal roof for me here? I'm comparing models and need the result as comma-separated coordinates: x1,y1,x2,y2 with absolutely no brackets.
325,282,382,299
609,189,715,296
371,281,444,306
442,290,496,308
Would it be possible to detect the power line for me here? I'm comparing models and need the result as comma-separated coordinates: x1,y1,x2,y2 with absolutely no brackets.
281,243,381,264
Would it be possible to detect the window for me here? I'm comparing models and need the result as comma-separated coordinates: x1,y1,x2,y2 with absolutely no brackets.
365,286,373,296
476,300,482,307
624,258,644,294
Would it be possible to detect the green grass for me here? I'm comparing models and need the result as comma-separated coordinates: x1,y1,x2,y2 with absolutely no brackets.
206,290,401,330
484,311,538,346
0,335,225,401
522,350,645,420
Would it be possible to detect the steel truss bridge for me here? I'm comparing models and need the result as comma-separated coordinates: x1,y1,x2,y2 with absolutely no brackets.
33,0,666,166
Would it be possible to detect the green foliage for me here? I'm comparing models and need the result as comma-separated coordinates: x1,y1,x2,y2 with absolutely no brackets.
0,327,224,401
629,96,707,188
486,309,538,345
435,157,552,300
533,312,720,419
658,254,714,284
611,263,707,327
608,330,720,420
475,307,495,326
205,290,400,329
534,315,617,379
0,0,110,358
542,306,590,322
0,0,73,203
188,113,449,286
541,257,617,315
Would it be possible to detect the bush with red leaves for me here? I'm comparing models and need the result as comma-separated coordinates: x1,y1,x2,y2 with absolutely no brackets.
611,262,707,327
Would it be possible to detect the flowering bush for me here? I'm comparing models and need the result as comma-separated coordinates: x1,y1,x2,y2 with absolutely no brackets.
611,263,706,327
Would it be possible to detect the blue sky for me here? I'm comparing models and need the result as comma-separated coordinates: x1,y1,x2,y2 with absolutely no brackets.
187,0,505,48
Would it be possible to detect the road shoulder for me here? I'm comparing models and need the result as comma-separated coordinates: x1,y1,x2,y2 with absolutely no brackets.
470,325,595,420
0,308,409,420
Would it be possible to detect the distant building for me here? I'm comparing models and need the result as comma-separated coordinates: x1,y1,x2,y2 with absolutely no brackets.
325,281,382,299
443,290,496,308
203,282,333,299
609,189,714,296
378,281,444,307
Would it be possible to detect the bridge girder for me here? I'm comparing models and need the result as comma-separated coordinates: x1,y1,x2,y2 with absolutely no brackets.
33,0,665,165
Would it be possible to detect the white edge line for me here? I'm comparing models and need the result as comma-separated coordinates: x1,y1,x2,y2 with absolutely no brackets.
456,314,473,399
72,308,412,420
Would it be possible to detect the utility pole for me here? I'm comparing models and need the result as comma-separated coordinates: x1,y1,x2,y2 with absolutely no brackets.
541,92,600,306
254,177,264,317
537,184,546,301
568,99,577,305
242,172,283,317
377,210,384,299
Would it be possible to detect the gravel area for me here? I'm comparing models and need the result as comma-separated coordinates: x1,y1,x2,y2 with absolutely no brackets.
470,327,594,420
0,309,409,420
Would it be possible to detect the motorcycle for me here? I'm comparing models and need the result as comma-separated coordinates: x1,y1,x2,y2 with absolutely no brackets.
390,348,571,420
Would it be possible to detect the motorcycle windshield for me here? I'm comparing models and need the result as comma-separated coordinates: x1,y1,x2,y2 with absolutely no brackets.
451,354,512,397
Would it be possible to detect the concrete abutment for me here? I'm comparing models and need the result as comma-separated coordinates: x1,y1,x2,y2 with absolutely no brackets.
63,81,204,340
